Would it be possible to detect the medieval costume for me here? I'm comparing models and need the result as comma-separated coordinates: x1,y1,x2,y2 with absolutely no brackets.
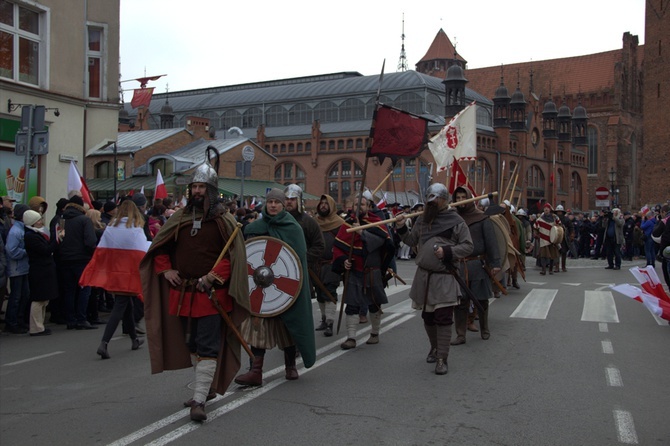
535,203,561,275
314,194,345,337
397,183,473,375
332,197,395,350
451,187,501,344
141,148,250,422
554,205,573,272
234,188,316,386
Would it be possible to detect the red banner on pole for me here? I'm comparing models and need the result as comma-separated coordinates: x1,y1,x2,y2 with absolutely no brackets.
131,87,155,109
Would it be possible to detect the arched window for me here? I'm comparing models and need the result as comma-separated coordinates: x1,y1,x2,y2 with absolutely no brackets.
199,111,220,129
327,159,364,204
266,105,288,127
340,98,365,122
222,110,243,129
314,101,338,123
557,168,564,192
587,126,598,174
242,107,262,128
95,161,113,179
151,159,174,177
289,103,312,125
394,92,423,115
526,165,545,189
571,172,582,210
274,162,306,190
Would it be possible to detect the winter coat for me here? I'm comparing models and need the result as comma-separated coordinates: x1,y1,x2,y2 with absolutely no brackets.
58,203,97,265
24,228,58,301
5,221,29,277
0,236,6,288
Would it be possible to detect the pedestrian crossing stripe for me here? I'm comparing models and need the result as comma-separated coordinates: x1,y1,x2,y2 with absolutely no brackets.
582,291,619,323
510,289,557,319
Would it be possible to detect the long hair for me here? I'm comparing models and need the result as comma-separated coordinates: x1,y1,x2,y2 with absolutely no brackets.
111,200,145,228
86,209,104,229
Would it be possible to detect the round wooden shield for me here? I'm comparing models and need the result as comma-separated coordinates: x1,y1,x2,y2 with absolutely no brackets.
246,236,303,317
550,225,564,244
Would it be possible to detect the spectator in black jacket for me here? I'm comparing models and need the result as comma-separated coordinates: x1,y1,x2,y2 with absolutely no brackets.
59,195,98,330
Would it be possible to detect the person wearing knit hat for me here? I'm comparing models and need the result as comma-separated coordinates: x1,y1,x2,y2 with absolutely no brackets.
131,193,147,209
4,203,31,334
23,209,58,336
264,188,285,207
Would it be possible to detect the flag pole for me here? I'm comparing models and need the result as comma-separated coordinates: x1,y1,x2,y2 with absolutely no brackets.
371,169,393,197
337,59,385,335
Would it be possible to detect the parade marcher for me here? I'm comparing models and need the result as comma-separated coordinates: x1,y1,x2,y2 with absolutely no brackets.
22,210,59,336
141,150,251,422
283,184,326,331
313,194,345,337
534,203,561,275
396,184,473,374
79,200,150,358
602,208,624,270
516,208,533,264
450,187,501,344
332,193,395,350
554,205,572,272
234,189,316,386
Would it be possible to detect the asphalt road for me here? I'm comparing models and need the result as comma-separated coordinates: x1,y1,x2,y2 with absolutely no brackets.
1,257,669,445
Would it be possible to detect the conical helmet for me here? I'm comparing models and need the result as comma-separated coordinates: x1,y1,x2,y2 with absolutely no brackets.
190,146,219,189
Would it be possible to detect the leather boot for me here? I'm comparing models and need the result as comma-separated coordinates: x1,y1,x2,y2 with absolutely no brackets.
435,324,451,375
315,314,327,331
511,270,520,289
561,255,567,272
424,323,437,363
97,341,110,359
324,320,334,337
451,305,467,345
234,354,264,386
284,346,299,380
467,309,479,332
190,359,216,421
366,311,381,344
479,300,490,340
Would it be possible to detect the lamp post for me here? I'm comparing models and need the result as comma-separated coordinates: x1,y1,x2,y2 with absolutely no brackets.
608,167,618,208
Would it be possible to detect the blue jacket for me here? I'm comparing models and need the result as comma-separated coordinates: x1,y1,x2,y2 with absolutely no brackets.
5,221,29,277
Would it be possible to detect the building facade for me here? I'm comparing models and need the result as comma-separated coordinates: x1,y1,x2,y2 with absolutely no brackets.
0,0,120,212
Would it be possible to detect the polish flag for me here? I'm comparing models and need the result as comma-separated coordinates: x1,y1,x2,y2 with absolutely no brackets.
67,161,93,208
377,193,388,210
249,197,257,210
154,169,168,200
79,219,151,297
610,283,670,321
628,265,670,303
180,196,187,207
140,186,145,195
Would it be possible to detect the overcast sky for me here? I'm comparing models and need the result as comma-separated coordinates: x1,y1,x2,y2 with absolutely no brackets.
119,0,646,101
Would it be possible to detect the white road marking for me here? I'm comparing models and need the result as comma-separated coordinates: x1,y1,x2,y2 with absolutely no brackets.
1,351,65,367
582,291,619,323
606,366,623,387
601,340,614,354
510,289,558,319
562,283,581,286
524,281,546,286
599,323,609,332
108,297,417,446
613,410,638,444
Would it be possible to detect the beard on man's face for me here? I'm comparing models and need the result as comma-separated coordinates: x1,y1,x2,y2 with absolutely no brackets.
189,194,205,209
423,201,440,223
317,206,330,217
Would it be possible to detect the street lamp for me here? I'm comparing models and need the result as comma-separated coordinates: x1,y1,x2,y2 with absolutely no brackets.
608,167,619,208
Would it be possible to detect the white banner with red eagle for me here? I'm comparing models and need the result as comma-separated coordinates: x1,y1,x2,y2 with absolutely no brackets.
428,102,477,172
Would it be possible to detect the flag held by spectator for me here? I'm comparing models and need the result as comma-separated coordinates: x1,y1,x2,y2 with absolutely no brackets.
140,186,145,195
67,161,93,208
428,102,477,172
611,283,670,321
376,193,388,210
367,104,430,165
154,169,168,200
629,265,670,303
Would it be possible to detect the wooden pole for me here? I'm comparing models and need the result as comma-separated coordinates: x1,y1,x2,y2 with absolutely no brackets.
371,169,393,197
507,167,520,203
346,192,499,233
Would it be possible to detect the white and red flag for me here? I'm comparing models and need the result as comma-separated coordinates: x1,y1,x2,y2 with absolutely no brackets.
249,197,258,210
79,219,151,297
611,266,670,321
154,169,168,200
376,193,388,210
629,265,670,303
448,159,476,196
67,161,93,208
139,186,145,195
428,102,477,172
